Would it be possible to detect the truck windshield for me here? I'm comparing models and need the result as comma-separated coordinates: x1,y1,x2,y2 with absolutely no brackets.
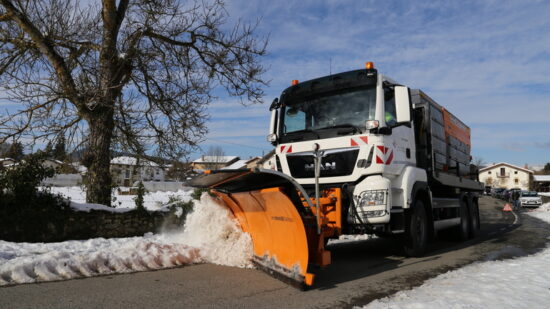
281,87,376,136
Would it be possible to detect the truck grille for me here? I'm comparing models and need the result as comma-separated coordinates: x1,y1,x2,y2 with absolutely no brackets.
286,149,359,178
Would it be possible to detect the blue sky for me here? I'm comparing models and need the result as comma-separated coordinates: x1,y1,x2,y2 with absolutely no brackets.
195,0,550,168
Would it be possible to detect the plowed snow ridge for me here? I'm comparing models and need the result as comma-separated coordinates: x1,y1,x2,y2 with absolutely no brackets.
0,194,253,286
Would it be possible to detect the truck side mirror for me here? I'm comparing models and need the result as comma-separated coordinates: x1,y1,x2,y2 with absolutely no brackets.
267,109,278,145
394,86,411,123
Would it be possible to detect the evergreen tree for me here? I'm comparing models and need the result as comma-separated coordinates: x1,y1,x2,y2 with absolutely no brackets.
134,181,146,211
53,136,67,161
5,142,24,161
44,141,54,158
544,162,550,171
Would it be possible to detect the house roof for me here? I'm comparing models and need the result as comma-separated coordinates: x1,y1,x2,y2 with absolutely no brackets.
110,156,159,167
533,175,550,182
222,159,249,170
479,162,533,174
192,155,239,164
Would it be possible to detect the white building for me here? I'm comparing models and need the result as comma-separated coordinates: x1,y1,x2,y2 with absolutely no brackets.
479,162,533,190
190,155,239,172
110,156,165,187
0,157,16,168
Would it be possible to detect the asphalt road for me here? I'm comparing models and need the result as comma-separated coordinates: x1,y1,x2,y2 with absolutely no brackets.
1,197,549,309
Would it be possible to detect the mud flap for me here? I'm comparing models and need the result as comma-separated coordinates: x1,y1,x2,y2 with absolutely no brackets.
189,169,317,288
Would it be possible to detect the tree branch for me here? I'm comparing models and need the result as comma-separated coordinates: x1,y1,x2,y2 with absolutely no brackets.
0,0,82,107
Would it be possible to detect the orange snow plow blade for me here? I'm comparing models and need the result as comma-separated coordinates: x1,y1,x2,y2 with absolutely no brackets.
189,169,328,288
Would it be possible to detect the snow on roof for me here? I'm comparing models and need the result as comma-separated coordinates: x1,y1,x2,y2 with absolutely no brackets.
110,156,159,167
222,159,249,170
533,175,550,182
479,162,533,174
192,156,239,163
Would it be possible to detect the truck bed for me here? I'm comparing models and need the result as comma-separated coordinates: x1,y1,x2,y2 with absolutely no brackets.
411,89,483,192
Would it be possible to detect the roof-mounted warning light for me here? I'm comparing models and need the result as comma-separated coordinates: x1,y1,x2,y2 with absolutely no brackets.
291,80,299,86
365,62,374,70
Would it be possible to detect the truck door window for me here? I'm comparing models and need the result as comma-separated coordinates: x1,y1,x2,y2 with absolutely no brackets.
384,87,397,126
284,108,306,132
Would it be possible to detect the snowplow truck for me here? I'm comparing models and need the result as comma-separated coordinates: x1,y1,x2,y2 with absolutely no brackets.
189,62,483,289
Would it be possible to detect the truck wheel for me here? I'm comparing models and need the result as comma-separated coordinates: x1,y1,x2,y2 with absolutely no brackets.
403,200,428,257
453,199,471,241
469,199,480,239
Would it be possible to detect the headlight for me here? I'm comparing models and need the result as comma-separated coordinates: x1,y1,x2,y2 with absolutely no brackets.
357,189,387,208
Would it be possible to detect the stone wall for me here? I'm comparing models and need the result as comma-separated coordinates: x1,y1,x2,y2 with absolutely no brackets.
0,207,186,243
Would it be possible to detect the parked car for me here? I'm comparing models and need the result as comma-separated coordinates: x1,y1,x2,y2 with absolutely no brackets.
519,191,542,208
498,189,510,201
491,188,505,198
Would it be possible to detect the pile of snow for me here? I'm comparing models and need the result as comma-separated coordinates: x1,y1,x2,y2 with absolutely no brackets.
0,194,252,286
45,186,193,212
364,203,550,308
328,234,377,245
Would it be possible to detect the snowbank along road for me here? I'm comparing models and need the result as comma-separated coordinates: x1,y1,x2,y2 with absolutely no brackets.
0,196,549,308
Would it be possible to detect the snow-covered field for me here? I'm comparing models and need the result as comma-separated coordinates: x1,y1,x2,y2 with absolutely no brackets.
0,194,252,286
46,186,193,212
363,203,550,308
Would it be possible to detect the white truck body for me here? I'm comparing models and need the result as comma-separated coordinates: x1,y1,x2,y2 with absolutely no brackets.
268,65,483,239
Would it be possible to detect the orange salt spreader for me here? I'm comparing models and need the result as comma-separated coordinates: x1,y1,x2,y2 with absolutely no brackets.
188,168,342,289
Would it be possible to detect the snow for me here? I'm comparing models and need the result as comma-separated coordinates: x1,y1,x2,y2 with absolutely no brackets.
328,234,377,245
0,193,252,286
46,186,192,212
533,175,550,182
110,156,159,166
192,155,238,163
222,159,249,169
363,203,550,308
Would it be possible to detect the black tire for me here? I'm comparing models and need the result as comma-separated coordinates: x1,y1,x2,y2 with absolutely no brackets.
453,198,471,241
403,200,428,257
468,199,480,239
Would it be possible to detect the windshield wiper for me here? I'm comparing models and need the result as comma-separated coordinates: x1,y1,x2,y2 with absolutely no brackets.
317,123,362,135
285,128,321,141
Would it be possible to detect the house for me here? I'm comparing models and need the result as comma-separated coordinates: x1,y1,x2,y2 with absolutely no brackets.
479,162,533,190
533,175,550,192
191,155,239,172
222,157,262,170
0,157,15,167
110,156,165,187
257,150,276,170
42,159,64,171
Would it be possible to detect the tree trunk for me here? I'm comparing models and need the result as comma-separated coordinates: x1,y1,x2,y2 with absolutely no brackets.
85,109,115,206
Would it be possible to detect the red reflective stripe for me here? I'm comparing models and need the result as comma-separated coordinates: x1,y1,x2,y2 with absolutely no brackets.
280,145,286,153
386,151,394,165
359,136,368,144
287,146,293,153
351,138,359,147
376,156,384,164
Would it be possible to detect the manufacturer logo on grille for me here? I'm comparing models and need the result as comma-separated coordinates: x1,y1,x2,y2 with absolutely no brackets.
304,162,336,171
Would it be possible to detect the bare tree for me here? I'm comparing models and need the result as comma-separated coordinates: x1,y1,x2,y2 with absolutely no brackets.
472,156,487,168
205,145,225,169
0,0,267,205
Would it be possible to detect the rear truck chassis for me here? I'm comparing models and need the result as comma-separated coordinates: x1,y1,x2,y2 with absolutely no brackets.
189,167,481,289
